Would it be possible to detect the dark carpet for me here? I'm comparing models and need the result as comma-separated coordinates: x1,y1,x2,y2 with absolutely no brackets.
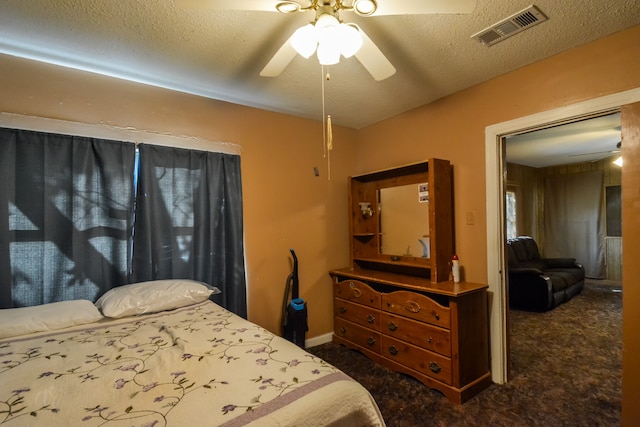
308,281,622,426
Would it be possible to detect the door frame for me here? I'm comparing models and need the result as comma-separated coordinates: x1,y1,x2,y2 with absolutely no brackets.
484,87,640,384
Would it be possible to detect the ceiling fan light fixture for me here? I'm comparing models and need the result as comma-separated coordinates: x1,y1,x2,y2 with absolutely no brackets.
317,42,341,65
275,1,301,13
290,13,363,65
613,156,623,167
338,23,362,58
314,14,341,64
290,24,317,58
353,0,377,16
315,13,340,30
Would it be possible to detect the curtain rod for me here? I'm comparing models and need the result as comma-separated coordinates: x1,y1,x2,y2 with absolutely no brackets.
0,112,242,155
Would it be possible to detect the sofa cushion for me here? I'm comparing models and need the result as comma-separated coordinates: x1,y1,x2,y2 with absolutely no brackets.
544,258,578,269
546,272,575,293
509,239,528,263
506,244,518,268
520,237,542,261
546,267,585,284
508,237,547,269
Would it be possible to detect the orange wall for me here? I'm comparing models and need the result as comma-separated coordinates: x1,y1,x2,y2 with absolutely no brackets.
1,23,639,424
356,25,640,284
356,25,640,424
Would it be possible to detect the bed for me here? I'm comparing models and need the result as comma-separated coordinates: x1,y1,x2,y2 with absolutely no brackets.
0,280,385,426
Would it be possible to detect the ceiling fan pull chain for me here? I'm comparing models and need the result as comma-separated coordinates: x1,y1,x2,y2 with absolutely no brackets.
321,64,327,160
327,114,332,180
320,64,333,180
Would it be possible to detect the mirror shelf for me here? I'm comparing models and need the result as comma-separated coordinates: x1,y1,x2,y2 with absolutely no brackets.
347,158,453,283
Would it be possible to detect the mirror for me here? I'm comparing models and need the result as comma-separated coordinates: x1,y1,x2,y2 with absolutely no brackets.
379,183,430,257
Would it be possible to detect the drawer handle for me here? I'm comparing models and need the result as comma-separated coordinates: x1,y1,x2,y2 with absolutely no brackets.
434,312,440,321
351,288,362,298
428,337,433,344
340,327,347,334
403,301,421,314
429,362,442,374
388,345,398,356
388,321,398,331
367,337,376,346
339,306,347,314
367,314,376,323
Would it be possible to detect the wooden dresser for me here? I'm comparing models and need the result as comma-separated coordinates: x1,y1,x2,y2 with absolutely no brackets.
330,268,491,404
331,159,491,403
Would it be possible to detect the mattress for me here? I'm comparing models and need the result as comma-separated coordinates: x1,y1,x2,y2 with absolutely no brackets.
0,300,385,426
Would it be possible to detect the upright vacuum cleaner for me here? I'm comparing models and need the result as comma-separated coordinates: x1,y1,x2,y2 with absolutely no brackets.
282,249,308,348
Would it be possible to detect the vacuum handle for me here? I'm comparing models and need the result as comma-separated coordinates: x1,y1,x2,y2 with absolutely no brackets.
290,249,299,300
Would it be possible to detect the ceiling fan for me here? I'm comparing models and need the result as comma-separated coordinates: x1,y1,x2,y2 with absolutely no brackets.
180,0,477,81
569,141,622,158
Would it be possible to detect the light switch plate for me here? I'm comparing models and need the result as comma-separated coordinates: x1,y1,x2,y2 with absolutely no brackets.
466,211,475,225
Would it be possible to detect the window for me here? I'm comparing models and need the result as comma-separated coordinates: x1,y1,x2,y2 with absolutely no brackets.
506,189,517,240
1,128,246,316
605,185,621,237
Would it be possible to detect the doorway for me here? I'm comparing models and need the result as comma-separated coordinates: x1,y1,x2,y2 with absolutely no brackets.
504,112,621,280
484,88,640,384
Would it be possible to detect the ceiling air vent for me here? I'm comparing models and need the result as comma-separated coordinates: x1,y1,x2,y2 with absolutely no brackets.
472,5,547,46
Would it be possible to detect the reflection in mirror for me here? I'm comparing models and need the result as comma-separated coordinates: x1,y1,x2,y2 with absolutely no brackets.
379,183,430,257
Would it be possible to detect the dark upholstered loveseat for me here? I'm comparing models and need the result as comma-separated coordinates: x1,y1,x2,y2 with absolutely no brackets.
506,236,585,311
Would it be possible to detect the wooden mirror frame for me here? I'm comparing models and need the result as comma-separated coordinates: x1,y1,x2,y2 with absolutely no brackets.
348,159,453,282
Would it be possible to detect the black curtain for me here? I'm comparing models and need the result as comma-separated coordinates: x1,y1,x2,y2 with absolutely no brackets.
132,144,247,317
0,128,136,308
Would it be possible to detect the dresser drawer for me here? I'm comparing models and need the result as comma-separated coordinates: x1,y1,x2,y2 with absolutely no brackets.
382,291,450,329
334,318,381,353
381,312,451,357
334,279,381,309
334,299,381,330
382,335,452,385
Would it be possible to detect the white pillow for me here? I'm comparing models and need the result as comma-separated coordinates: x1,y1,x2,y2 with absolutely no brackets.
0,300,104,339
95,279,220,318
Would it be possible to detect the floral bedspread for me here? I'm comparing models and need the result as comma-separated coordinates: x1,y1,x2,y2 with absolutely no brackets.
0,301,384,426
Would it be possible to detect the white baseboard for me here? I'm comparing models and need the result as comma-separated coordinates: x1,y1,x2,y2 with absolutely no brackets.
306,332,333,348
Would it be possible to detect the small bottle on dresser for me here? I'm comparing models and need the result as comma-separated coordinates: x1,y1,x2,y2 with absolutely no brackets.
452,255,460,283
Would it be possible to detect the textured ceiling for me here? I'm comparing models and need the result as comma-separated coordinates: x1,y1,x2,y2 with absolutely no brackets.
506,113,622,168
0,0,637,166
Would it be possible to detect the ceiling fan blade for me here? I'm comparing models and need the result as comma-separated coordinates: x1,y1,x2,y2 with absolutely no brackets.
368,0,477,16
177,0,282,11
260,36,298,77
569,149,620,157
354,29,395,81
